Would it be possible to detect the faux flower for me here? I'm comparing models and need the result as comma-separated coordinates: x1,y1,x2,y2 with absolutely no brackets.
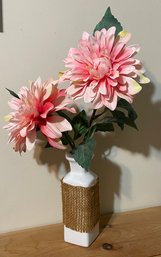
3,7,151,170
61,27,150,110
4,78,75,153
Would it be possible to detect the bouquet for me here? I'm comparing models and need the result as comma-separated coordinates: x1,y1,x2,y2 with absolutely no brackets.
4,7,150,170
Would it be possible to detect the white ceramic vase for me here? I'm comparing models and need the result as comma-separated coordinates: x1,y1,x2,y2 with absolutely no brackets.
62,155,100,247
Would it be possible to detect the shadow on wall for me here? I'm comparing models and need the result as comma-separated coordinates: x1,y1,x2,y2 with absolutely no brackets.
106,80,161,157
34,77,161,214
34,135,70,179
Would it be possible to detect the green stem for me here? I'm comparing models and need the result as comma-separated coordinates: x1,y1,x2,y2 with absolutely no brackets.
89,109,97,127
57,110,72,123
94,107,107,119
63,132,75,150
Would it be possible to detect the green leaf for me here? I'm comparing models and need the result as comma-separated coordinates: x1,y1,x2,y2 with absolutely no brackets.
117,99,137,121
61,133,69,146
109,108,138,130
72,110,89,140
93,7,123,36
111,110,126,130
86,122,114,139
57,110,72,123
6,88,20,99
124,117,138,130
71,138,96,170
94,122,114,132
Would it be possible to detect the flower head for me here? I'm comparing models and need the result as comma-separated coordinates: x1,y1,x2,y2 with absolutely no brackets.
4,78,75,153
61,27,150,110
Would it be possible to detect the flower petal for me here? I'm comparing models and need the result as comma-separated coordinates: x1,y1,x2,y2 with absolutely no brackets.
126,77,142,95
47,137,66,150
40,102,54,118
99,80,107,95
40,120,62,139
84,86,96,103
138,73,150,84
117,31,131,44
47,116,72,132
26,129,36,151
40,116,72,139
8,99,21,110
101,93,117,111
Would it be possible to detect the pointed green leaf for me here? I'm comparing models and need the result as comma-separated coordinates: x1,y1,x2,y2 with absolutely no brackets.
71,138,96,170
86,122,114,139
6,88,20,99
57,110,72,123
124,117,138,130
117,99,138,121
108,107,138,130
94,122,114,132
61,133,69,146
111,110,126,130
72,110,89,140
93,7,123,36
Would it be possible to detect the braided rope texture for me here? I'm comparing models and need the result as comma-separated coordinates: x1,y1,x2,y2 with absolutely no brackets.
61,179,100,233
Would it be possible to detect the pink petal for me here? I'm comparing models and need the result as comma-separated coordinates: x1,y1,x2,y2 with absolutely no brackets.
84,86,96,103
58,106,76,113
92,92,104,109
34,77,42,87
126,77,142,95
117,32,131,44
117,84,128,92
116,90,133,103
67,83,87,100
20,126,27,137
47,137,66,150
99,80,107,95
117,75,128,84
72,85,88,100
113,58,135,70
43,82,53,101
40,116,72,139
101,93,117,111
40,102,54,118
120,65,135,75
111,42,125,60
54,96,71,110
115,45,140,62
26,129,36,151
18,86,28,98
8,99,21,110
40,122,62,139
82,32,90,41
47,116,72,132
105,27,116,53
107,78,118,87
99,31,106,49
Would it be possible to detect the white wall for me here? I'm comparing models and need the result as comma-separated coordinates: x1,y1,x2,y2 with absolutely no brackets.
0,0,161,233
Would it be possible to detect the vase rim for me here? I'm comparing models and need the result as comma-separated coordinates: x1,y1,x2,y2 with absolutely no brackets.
65,153,75,162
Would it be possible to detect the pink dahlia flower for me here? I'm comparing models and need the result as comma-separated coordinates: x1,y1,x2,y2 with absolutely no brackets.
61,27,150,110
4,78,75,153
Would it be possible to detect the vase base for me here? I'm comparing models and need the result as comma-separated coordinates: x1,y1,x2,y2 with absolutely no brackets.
64,222,99,247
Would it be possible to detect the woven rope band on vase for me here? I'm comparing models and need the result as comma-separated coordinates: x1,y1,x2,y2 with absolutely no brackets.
61,179,100,233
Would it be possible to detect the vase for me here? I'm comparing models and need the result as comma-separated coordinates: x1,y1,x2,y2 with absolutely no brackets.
61,154,100,247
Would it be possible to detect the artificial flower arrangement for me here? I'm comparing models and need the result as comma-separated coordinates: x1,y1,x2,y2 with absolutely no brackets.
4,7,149,169
4,7,150,247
